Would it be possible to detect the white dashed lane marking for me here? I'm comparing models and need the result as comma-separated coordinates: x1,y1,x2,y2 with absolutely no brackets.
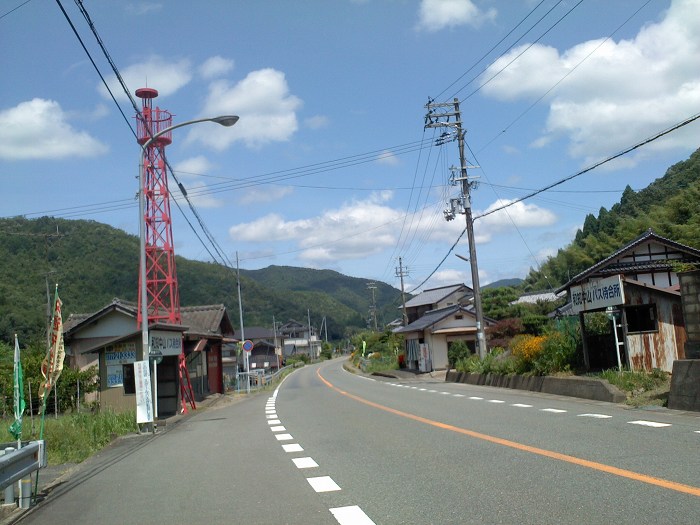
330,505,377,525
487,399,505,404
469,396,483,400
628,420,672,428
541,408,567,413
578,413,612,419
292,457,319,469
270,385,375,524
307,476,342,493
512,403,532,408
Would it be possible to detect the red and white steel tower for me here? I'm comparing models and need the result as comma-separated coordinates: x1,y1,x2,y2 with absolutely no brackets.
136,87,195,413
136,87,181,327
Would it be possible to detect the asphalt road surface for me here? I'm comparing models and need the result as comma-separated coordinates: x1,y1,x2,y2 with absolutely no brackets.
15,358,700,524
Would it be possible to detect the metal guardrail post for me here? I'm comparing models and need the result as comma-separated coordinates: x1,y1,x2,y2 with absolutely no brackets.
19,477,31,509
2,448,14,507
0,441,47,498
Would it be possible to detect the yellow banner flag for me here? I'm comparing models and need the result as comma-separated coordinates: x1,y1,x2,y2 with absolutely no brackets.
39,288,65,401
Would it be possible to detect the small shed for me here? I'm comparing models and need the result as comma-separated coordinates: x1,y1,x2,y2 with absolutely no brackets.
557,230,700,372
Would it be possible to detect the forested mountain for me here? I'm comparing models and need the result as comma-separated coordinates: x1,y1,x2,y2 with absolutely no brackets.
0,217,402,345
4,148,698,346
522,147,700,291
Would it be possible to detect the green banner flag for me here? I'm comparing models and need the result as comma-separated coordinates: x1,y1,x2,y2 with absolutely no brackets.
9,334,26,441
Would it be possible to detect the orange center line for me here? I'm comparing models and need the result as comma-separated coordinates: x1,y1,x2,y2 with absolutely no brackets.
316,367,700,498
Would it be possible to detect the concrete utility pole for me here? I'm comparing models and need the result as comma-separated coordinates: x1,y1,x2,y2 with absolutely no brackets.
396,257,409,326
236,252,249,394
367,282,378,331
425,97,487,358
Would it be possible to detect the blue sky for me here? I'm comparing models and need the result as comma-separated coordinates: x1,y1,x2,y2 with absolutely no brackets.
2,0,699,293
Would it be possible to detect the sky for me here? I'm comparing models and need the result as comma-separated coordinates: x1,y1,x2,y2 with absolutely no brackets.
2,0,699,295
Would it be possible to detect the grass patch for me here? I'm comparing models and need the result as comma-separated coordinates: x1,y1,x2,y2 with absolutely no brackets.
594,368,671,407
1,411,138,465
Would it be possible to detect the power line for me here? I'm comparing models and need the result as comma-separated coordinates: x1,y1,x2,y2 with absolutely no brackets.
435,0,556,101
474,112,700,221
0,0,32,20
410,111,700,290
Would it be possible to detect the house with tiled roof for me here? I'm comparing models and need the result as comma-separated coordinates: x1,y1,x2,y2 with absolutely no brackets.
556,229,700,372
394,284,493,372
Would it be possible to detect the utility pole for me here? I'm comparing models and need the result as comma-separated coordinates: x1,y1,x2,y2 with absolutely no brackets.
273,315,280,369
425,97,487,358
396,257,409,326
236,252,249,393
367,281,378,331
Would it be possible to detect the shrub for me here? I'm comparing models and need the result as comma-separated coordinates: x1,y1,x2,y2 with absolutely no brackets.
447,340,472,368
510,334,546,362
486,318,523,349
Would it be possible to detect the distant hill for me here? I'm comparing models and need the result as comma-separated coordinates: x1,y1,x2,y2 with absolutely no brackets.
0,217,402,344
522,146,700,291
484,278,523,289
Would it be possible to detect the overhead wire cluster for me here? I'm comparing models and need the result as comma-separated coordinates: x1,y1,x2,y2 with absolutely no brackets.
10,0,697,302
387,0,683,295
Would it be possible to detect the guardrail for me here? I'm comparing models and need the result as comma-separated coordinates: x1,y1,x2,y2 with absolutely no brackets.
1,441,47,508
233,363,302,393
358,356,395,372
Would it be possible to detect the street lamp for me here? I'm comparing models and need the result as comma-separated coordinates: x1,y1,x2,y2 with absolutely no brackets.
138,115,239,430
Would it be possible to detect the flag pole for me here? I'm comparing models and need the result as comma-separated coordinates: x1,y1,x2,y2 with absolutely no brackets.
35,284,64,503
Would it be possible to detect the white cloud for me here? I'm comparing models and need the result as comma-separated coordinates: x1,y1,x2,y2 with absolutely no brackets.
189,68,302,150
228,192,403,265
430,268,468,286
173,155,215,178
480,0,700,165
199,56,234,80
100,56,192,101
377,150,400,166
238,185,293,204
475,199,557,242
304,115,330,129
125,3,162,15
171,156,223,207
416,0,496,32
0,99,108,160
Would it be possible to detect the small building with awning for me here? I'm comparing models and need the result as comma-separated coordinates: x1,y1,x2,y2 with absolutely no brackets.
556,230,700,372
64,299,234,416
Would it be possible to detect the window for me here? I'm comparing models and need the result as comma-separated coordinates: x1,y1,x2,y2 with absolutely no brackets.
454,315,463,320
625,304,658,333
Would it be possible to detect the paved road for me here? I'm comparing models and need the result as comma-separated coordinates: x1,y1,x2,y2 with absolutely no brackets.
14,358,700,524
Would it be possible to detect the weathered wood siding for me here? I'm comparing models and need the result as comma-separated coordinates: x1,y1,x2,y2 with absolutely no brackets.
625,287,685,372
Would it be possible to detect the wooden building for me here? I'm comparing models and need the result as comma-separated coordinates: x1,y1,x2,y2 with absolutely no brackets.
64,299,234,416
556,230,700,372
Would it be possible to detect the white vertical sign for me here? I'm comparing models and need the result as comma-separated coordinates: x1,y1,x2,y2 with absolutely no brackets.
134,360,153,424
